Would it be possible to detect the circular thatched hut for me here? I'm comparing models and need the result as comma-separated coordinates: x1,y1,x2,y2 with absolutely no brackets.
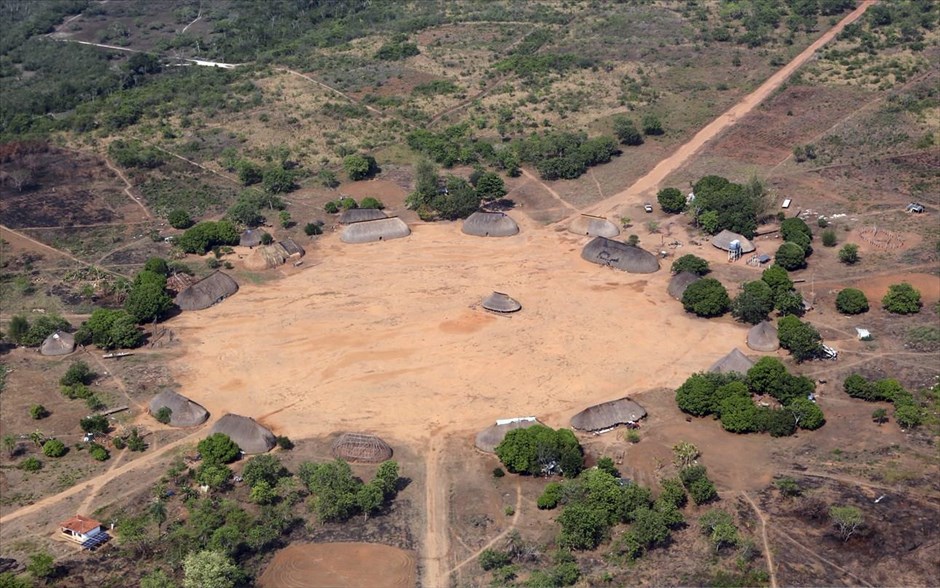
482,291,521,313
340,217,410,243
461,212,519,237
40,331,75,356
331,432,393,463
209,414,276,454
708,348,755,374
176,271,238,311
568,215,620,238
571,397,647,432
668,272,701,300
475,418,540,453
340,208,387,224
747,321,780,352
240,229,264,248
581,237,660,273
710,230,755,253
149,390,209,427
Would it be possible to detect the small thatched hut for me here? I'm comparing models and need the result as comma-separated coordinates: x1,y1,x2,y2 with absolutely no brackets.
668,272,701,300
571,397,647,432
708,348,755,374
176,271,238,311
340,217,410,243
331,432,393,463
40,331,75,356
475,418,540,453
149,390,209,427
462,212,519,237
209,414,275,454
747,321,780,352
239,229,264,248
340,208,387,224
581,237,660,273
244,239,306,270
482,291,521,313
710,230,755,253
568,215,620,238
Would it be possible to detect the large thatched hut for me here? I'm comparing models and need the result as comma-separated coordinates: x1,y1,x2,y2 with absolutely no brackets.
176,271,238,311
710,230,755,253
340,217,410,243
331,433,393,463
708,348,755,374
747,321,780,352
40,331,75,356
482,291,521,313
209,414,275,454
149,390,209,427
340,208,387,224
570,397,647,432
475,418,540,453
568,215,620,238
668,272,701,300
462,212,519,237
581,237,660,273
239,229,265,248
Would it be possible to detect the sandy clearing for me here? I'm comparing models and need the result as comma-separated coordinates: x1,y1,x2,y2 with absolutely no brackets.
258,542,416,588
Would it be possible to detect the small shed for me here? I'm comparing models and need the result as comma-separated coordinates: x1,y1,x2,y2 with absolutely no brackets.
708,348,755,374
59,515,109,548
570,397,647,432
340,208,387,224
331,432,393,463
568,215,620,238
340,217,410,243
40,331,75,356
482,291,522,313
710,230,755,253
240,229,265,248
462,212,519,237
176,271,238,311
856,328,871,340
581,237,660,273
475,417,540,453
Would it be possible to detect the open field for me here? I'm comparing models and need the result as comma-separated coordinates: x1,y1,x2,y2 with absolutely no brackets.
258,542,417,588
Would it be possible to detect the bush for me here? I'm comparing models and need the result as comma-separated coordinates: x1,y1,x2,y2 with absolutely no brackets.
29,404,48,419
89,443,110,461
538,482,563,509
74,309,143,350
479,548,512,571
126,428,147,452
198,433,241,465
19,314,71,347
178,221,239,255
155,407,172,425
894,402,923,429
19,457,42,471
303,222,323,236
775,242,807,270
835,288,869,314
60,361,94,386
343,154,378,180
838,243,859,264
324,201,339,214
613,116,643,146
493,467,505,478
680,466,718,505
260,232,274,246
495,425,583,478
42,439,67,458
657,187,686,213
821,229,837,247
112,437,126,450
642,114,664,135
168,209,193,229
670,254,709,276
275,435,294,450
682,278,731,317
80,415,110,434
882,283,922,314
359,197,384,210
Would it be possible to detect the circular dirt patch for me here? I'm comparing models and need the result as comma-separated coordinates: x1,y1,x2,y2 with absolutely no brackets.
258,542,416,588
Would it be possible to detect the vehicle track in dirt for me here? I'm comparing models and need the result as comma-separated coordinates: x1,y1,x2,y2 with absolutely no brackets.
742,491,778,588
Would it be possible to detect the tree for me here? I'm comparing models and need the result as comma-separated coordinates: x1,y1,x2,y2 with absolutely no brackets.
774,477,802,497
871,408,888,425
675,374,720,416
144,257,169,276
249,480,277,505
658,478,688,508
317,169,339,188
235,160,262,186
343,154,378,180
761,264,793,296
657,187,685,213
409,158,440,209
749,362,814,404
297,459,361,522
183,550,241,588
775,242,807,270
557,502,608,550
780,217,813,244
27,552,55,582
631,506,670,548
124,277,173,324
838,243,859,264
42,439,66,457
155,406,172,424
882,283,922,314
196,463,232,490
374,460,400,497
719,393,760,433
538,482,564,509
775,290,805,316
844,374,874,400
681,466,718,504
3,435,16,458
699,510,738,552
829,506,863,542
495,425,583,478
242,454,286,487
613,116,643,146
356,482,384,520
80,415,110,434
168,209,193,229
198,434,241,466
8,315,29,344
672,442,700,469
262,167,295,194
835,288,869,314
475,172,507,202
20,314,70,347
777,315,822,362
141,569,174,588
303,222,323,236
642,114,664,135
430,176,480,220
479,548,513,571
732,280,774,324
75,309,143,350
788,397,825,430
61,361,94,387
359,197,385,210
682,278,731,317
894,403,923,429
226,199,264,227
177,221,240,255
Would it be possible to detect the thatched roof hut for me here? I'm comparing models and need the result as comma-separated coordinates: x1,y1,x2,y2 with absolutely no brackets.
40,331,75,356
149,390,209,427
176,271,238,311
240,229,264,248
482,291,521,313
209,414,275,454
708,348,755,374
581,237,660,273
331,432,393,463
475,418,540,453
340,217,410,243
462,212,519,237
570,397,647,432
710,230,755,253
568,215,620,238
340,208,387,224
668,272,701,300
244,239,306,270
747,321,780,352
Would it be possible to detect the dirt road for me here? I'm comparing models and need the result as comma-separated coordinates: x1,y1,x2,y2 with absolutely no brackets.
422,434,449,588
742,492,778,588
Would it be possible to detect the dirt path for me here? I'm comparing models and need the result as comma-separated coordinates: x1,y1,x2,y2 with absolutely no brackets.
448,481,522,577
773,526,875,587
422,434,449,588
520,169,578,214
0,224,128,278
575,0,875,220
280,68,382,116
103,157,153,219
779,469,940,500
135,139,240,185
742,492,778,588
77,448,129,514
180,9,201,34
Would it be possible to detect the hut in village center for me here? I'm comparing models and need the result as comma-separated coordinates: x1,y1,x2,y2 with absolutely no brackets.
209,414,276,454
668,272,701,300
569,214,620,238
747,321,780,352
149,390,209,427
571,397,647,432
175,271,238,311
239,228,265,248
475,417,540,453
710,230,755,253
331,432,393,463
40,331,75,356
482,291,522,313
581,237,660,273
340,208,387,224
462,211,519,237
341,217,410,243
708,348,755,374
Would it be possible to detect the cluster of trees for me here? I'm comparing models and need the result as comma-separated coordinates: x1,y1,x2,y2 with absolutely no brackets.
5,313,70,347
375,33,419,60
342,153,379,181
495,425,584,478
75,308,143,349
177,220,240,255
323,196,384,214
844,374,925,429
774,218,814,270
690,175,769,238
479,540,580,587
407,123,505,169
298,458,400,522
515,131,619,181
108,139,165,169
405,160,506,221
731,264,804,324
676,357,824,436
226,190,286,228
777,315,823,362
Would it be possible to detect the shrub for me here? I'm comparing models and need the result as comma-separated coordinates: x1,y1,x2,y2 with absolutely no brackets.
479,548,512,571
178,221,239,255
821,229,837,247
538,482,563,509
61,361,94,387
835,288,869,314
275,435,294,450
838,243,859,264
671,254,709,276
882,283,922,314
126,428,147,452
657,187,686,213
642,114,664,135
112,437,126,450
155,407,172,425
29,404,48,419
358,197,384,210
681,466,718,505
613,116,643,146
303,222,323,236
19,457,42,471
894,402,923,429
80,415,110,434
777,315,822,362
198,433,241,465
493,467,505,478
42,439,67,458
682,278,730,317
343,154,378,180
89,443,110,461
168,209,193,229
775,242,807,270
324,201,339,214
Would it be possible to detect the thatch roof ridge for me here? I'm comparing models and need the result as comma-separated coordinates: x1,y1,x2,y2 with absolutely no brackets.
340,208,387,224
581,237,660,273
482,291,521,313
747,321,780,352
711,230,755,253
209,414,275,454
149,390,209,427
40,331,75,356
462,211,519,237
331,432,393,463
570,397,647,431
668,272,701,300
176,271,238,311
340,217,410,243
569,215,620,238
708,348,755,374
475,418,541,453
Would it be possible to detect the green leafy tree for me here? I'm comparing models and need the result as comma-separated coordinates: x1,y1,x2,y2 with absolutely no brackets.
675,373,720,416
838,243,859,264
182,550,242,588
788,397,825,429
168,209,193,229
882,283,922,314
8,315,29,344
821,229,837,247
89,443,110,461
80,415,110,434
235,160,262,186
557,502,608,550
177,221,240,255
26,552,55,582
356,482,384,520
775,289,805,316
479,548,513,571
155,407,172,424
374,461,400,497
242,454,286,487
613,116,643,146
894,402,923,429
21,314,70,347
731,280,774,324
719,393,760,433
303,222,323,236
198,434,241,466
657,187,685,213
143,257,169,276
658,478,688,508
681,465,717,504
430,176,480,220
829,506,863,542
495,425,583,478
249,480,277,505
775,242,807,270
682,278,731,317
780,217,813,243
343,154,378,180
871,408,888,425
262,166,296,194
843,374,874,400
124,272,173,323
317,169,339,188
196,463,232,490
538,482,564,509
61,361,94,386
642,114,664,135
671,254,710,276
141,569,174,588
777,315,822,362
75,309,143,350
408,158,440,209
631,506,670,548
475,172,507,202
359,197,385,210
835,288,869,314
761,264,793,296
42,439,66,458
226,199,264,227
19,457,42,472
297,459,361,522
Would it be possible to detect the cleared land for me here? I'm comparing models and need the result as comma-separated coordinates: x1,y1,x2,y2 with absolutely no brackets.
258,542,417,588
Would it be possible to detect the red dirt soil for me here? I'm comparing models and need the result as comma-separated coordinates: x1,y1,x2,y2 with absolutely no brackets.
257,542,416,588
